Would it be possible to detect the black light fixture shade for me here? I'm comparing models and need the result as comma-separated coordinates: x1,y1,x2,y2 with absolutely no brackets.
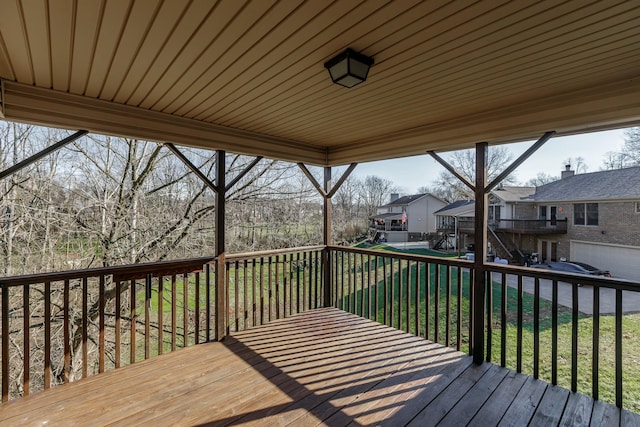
324,48,374,88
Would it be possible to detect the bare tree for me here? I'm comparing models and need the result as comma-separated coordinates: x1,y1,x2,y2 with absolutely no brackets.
361,175,398,217
601,127,640,170
431,146,515,201
524,172,559,187
563,156,588,174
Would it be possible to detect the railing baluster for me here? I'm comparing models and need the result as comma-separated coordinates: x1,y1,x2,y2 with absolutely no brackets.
195,271,200,344
259,258,265,325
446,266,451,348
145,274,151,360
183,273,188,346
434,264,440,343
99,275,105,372
347,252,352,313
398,258,403,330
251,260,257,326
275,256,281,319
616,288,622,408
405,260,410,333
572,282,578,392
171,275,176,351
374,256,379,324
225,262,231,336
425,262,431,341
552,279,558,385
268,257,273,322
361,253,366,318
469,268,474,356
296,251,309,312
44,282,51,389
388,257,393,327
23,284,30,396
457,267,462,352
340,252,349,311
383,257,388,326
283,255,289,317
516,275,523,373
82,278,88,377
533,277,540,379
206,264,211,342
500,272,506,367
64,279,70,379
115,280,121,368
131,279,137,364
158,276,163,355
287,254,292,316
593,285,600,401
485,271,491,362
414,262,419,336
242,259,249,329
234,261,240,331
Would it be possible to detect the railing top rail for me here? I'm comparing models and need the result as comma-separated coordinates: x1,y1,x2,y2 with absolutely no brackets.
225,245,325,262
328,245,473,268
0,256,216,287
486,263,640,292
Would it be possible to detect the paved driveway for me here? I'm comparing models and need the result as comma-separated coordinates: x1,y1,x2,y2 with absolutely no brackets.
493,273,640,315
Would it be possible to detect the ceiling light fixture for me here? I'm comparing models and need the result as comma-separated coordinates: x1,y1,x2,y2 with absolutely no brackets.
324,48,374,88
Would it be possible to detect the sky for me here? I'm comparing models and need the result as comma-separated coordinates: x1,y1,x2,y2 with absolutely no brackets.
347,128,629,194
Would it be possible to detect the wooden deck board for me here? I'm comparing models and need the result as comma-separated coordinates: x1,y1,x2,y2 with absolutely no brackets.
0,308,632,426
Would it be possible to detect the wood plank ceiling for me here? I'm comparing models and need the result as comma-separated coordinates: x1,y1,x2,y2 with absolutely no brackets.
0,0,639,166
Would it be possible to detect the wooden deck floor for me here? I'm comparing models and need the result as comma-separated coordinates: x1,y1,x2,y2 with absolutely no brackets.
0,308,637,426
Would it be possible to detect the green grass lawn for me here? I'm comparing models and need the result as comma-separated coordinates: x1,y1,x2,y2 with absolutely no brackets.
335,249,640,412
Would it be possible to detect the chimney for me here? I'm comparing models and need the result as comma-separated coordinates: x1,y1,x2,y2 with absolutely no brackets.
390,193,399,202
561,164,575,179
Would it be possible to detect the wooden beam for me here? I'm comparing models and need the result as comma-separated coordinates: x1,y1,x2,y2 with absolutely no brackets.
486,131,555,192
297,163,326,197
2,81,326,165
326,163,358,198
428,151,475,192
164,143,219,194
215,150,226,341
473,142,488,365
225,156,263,192
323,167,332,307
0,130,88,181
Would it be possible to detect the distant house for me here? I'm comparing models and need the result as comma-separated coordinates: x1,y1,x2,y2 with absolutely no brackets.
521,165,640,280
435,166,640,279
370,193,447,243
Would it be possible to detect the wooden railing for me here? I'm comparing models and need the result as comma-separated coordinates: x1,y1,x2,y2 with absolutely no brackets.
2,244,639,412
328,246,640,411
0,246,325,403
456,218,568,234
328,246,474,352
223,246,325,333
0,257,216,402
484,264,640,411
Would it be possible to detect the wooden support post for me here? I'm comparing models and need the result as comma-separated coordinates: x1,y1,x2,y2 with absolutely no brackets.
473,142,488,364
323,167,332,307
215,150,226,341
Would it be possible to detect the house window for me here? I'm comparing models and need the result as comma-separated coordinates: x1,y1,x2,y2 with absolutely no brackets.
574,203,598,226
636,202,640,213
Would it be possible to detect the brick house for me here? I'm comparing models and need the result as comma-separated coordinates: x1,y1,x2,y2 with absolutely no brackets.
521,165,640,280
437,166,640,279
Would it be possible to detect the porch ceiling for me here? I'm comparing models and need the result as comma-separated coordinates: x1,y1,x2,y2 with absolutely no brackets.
0,1,639,166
